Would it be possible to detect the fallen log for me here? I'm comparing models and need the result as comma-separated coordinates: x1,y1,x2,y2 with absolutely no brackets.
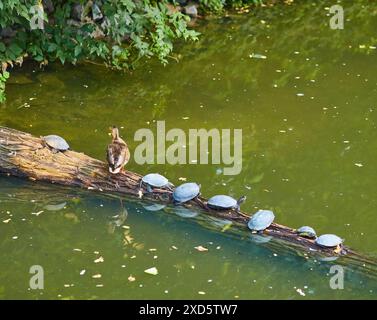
1,126,377,276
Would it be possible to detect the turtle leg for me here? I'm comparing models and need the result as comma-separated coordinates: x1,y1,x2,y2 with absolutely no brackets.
166,183,174,191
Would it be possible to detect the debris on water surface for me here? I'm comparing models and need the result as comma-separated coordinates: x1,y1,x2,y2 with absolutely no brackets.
79,270,86,276
73,248,82,252
3,219,11,223
128,275,136,282
194,245,208,252
31,210,44,216
171,245,178,250
12,236,18,240
249,53,267,59
92,274,101,279
94,256,104,263
296,288,306,296
198,291,206,295
296,93,305,97
178,177,187,181
144,267,158,275
355,163,363,167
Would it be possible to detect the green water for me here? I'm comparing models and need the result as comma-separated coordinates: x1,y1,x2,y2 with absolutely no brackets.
1,1,377,299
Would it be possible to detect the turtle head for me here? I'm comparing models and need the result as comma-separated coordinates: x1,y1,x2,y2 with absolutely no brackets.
237,195,247,205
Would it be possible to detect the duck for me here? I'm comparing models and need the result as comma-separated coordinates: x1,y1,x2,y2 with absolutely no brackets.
107,126,130,174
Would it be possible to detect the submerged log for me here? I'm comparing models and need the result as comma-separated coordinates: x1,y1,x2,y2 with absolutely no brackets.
1,126,377,275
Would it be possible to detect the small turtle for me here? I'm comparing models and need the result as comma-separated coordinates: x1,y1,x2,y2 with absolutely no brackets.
207,195,246,212
296,226,317,239
140,173,173,193
247,209,275,232
43,135,70,153
315,234,343,248
172,182,200,204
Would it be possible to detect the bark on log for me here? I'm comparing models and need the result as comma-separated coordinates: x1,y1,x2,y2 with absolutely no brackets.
1,126,377,276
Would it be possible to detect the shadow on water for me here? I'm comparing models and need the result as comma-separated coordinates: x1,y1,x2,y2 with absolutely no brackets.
1,177,376,299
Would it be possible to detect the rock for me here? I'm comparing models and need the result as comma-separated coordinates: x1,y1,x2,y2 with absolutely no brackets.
92,3,103,22
42,0,54,14
71,3,83,21
184,3,198,18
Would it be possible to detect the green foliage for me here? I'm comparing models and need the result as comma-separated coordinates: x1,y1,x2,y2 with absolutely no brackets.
0,0,201,101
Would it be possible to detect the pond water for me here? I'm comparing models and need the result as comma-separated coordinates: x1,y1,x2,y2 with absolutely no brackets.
1,1,377,299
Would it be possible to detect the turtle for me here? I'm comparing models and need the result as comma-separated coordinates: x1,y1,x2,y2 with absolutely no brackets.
139,173,173,193
315,234,343,248
43,135,70,153
247,209,275,232
172,182,201,204
296,226,317,239
207,195,246,212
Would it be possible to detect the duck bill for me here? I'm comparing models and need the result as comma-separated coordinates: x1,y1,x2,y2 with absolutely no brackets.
109,167,122,174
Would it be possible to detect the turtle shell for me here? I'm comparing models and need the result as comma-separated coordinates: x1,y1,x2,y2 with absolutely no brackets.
142,173,169,188
315,234,343,248
172,182,200,203
297,226,317,238
43,135,70,151
247,209,275,231
207,195,237,209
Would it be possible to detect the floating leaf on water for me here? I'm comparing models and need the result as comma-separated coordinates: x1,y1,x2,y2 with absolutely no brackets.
149,248,157,252
296,288,306,296
249,53,267,59
3,219,11,223
171,246,178,250
128,275,136,282
355,163,363,167
198,291,206,295
92,274,101,279
144,267,158,275
194,245,208,252
94,256,104,263
73,248,82,252
79,270,86,276
178,177,187,181
31,210,44,216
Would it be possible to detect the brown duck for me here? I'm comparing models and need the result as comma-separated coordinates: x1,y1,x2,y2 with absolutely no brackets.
107,126,130,174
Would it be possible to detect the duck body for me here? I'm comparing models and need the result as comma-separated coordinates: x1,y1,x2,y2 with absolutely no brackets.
107,127,130,174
